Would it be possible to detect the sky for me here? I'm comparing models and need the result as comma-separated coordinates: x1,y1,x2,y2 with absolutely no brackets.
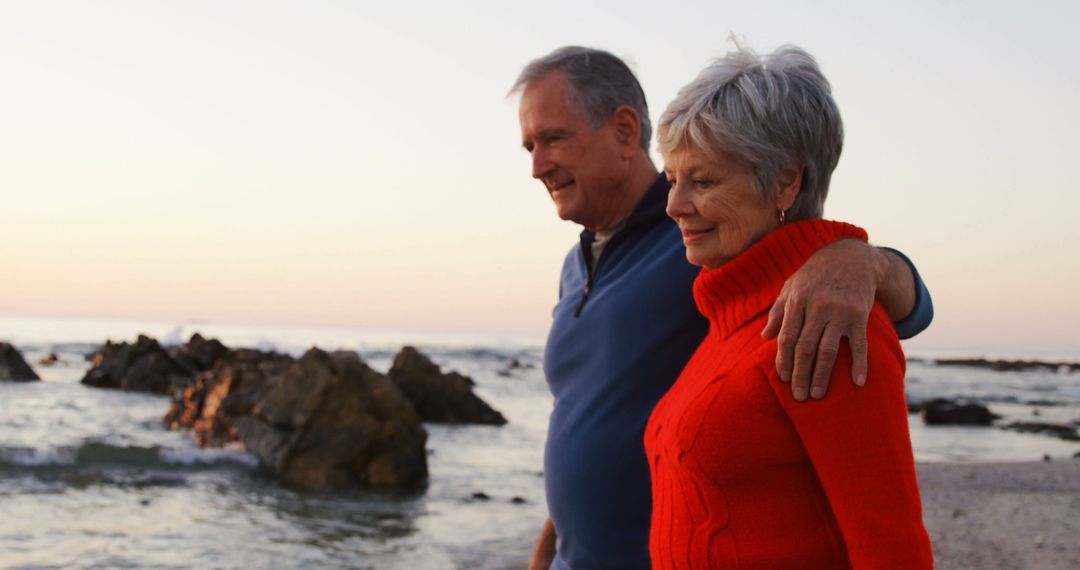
1,0,1077,357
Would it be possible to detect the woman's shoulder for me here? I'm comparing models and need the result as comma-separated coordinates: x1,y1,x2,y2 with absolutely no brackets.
735,305,906,401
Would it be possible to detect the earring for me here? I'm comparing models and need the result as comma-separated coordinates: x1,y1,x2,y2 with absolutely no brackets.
778,209,786,225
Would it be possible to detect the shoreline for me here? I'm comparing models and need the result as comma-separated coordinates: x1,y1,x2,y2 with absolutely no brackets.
918,459,1080,569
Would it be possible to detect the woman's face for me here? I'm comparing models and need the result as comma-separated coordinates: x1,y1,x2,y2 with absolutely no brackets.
664,146,781,269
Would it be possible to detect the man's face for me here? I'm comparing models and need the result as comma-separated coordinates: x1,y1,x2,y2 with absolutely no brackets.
519,72,628,231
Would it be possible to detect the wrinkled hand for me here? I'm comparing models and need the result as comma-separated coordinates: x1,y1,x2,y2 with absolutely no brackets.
761,239,888,401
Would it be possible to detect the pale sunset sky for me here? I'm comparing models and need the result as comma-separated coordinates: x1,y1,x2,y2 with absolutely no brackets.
1,1,1077,357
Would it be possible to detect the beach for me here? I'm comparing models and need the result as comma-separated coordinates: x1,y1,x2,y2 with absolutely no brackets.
919,459,1080,570
1,317,1079,568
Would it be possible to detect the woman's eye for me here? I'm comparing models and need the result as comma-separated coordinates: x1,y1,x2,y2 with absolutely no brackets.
692,179,712,189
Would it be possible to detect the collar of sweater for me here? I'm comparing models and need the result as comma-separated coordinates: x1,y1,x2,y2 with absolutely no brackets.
693,219,868,339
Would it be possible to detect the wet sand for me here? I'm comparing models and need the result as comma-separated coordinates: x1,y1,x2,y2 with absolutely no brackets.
918,459,1080,569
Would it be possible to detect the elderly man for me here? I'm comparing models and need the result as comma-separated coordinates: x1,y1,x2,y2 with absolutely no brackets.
512,46,933,570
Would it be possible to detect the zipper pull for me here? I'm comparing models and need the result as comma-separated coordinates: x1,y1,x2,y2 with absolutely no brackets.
573,283,592,318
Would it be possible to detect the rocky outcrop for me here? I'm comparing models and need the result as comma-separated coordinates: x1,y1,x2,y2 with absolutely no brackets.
931,357,1080,373
164,348,293,447
389,346,507,425
81,335,198,394
0,343,39,382
920,398,1000,426
233,349,428,489
166,348,429,490
1000,421,1080,441
496,357,536,378
83,334,232,395
167,333,229,375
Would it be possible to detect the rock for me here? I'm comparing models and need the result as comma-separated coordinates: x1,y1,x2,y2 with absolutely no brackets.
497,357,536,377
164,349,292,447
510,496,527,505
933,357,1080,373
81,335,195,394
228,349,428,490
165,347,429,490
1025,399,1067,407
389,346,507,425
0,343,40,382
470,492,492,501
1000,421,1080,441
920,398,1000,426
37,352,60,366
167,333,230,375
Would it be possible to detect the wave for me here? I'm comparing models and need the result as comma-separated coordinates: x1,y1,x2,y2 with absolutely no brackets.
0,441,259,471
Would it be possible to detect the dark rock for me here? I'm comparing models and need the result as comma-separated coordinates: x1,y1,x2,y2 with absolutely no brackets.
510,496,527,505
508,357,534,370
167,333,230,375
0,343,40,382
227,349,428,490
389,346,507,425
184,333,229,369
470,492,491,501
37,353,60,366
497,357,536,377
920,398,1000,426
1000,421,1080,441
1025,399,1067,407
1043,454,1052,462
81,335,194,394
164,349,292,447
933,357,1080,373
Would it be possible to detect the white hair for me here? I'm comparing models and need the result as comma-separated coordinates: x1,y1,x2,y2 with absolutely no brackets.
658,39,843,221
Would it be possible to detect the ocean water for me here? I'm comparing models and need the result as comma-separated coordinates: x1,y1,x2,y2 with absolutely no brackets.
1,316,1078,569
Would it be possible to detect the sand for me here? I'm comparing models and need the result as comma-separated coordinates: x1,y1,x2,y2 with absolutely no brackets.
504,459,1080,569
918,459,1080,569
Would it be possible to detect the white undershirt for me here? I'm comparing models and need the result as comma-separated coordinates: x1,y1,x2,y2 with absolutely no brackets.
589,223,624,273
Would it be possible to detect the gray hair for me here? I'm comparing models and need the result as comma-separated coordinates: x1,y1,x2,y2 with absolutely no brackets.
511,46,652,152
658,40,843,221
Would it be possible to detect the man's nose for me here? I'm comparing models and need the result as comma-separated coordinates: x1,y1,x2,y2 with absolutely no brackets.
532,148,554,179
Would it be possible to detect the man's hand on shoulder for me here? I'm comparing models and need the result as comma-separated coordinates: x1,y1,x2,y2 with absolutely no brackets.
761,239,890,401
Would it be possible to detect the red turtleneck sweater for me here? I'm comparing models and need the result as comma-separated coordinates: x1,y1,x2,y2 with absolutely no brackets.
645,220,933,569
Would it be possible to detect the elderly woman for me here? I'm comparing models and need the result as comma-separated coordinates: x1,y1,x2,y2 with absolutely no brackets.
644,43,933,569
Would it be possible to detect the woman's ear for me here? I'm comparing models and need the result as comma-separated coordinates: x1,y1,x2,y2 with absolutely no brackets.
773,163,804,212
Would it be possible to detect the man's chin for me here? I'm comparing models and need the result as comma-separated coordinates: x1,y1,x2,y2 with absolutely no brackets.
552,199,578,222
